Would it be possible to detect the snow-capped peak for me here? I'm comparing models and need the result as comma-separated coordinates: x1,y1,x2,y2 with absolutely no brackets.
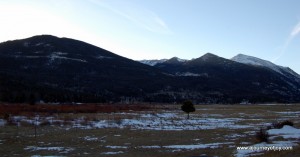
231,54,282,73
231,54,300,78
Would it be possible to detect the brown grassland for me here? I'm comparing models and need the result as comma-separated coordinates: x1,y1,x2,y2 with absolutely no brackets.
0,103,299,157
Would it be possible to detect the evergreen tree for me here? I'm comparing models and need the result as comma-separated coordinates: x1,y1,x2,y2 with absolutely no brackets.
181,100,195,119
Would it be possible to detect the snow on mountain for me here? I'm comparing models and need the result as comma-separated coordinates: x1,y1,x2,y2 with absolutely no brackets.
231,54,300,78
140,54,300,80
231,54,282,73
139,57,187,66
139,59,168,66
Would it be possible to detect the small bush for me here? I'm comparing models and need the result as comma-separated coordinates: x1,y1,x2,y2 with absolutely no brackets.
272,120,294,129
255,128,269,143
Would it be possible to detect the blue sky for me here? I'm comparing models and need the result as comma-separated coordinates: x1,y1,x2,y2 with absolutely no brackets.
0,0,300,73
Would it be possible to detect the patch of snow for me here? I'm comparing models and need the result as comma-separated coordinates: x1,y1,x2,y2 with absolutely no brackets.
101,151,124,155
275,111,300,115
83,136,98,141
35,42,44,46
97,55,113,59
224,134,245,139
0,119,6,126
139,142,234,150
106,146,128,149
92,114,250,131
49,54,87,63
12,53,85,63
164,142,234,150
175,72,208,77
11,116,30,122
24,146,74,153
53,52,68,55
139,145,161,149
14,55,42,59
268,125,300,139
156,113,178,118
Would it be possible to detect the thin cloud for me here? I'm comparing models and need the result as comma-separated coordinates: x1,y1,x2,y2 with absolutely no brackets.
273,20,300,62
291,21,300,37
88,0,172,34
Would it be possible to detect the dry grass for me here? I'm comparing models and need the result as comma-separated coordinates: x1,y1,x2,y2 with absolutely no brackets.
0,103,299,157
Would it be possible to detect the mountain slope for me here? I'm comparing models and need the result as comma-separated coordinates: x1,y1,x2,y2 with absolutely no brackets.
231,54,300,91
0,35,174,102
0,35,299,103
153,53,300,103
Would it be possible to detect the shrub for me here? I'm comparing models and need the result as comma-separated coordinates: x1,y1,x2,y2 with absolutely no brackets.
272,120,294,129
255,128,269,143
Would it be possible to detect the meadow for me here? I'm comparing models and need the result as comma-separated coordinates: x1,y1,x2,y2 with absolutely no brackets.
0,103,299,157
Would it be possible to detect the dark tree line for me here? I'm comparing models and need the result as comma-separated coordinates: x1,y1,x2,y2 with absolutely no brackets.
0,90,107,104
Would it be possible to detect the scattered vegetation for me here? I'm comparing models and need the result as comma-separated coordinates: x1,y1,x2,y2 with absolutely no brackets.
255,128,269,143
254,120,294,144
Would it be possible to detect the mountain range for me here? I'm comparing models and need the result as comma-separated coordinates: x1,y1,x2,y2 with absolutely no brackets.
0,35,299,104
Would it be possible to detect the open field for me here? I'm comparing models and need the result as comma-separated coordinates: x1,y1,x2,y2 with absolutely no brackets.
0,103,300,157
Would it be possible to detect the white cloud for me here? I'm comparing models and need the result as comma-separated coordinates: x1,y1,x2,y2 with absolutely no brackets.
272,20,300,62
88,0,172,34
